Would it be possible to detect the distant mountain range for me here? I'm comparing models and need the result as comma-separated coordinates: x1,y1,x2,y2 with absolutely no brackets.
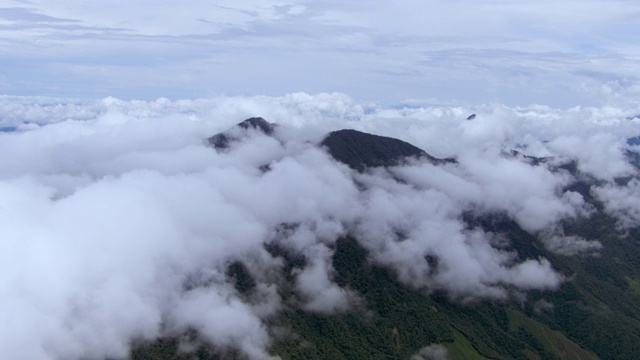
132,118,640,360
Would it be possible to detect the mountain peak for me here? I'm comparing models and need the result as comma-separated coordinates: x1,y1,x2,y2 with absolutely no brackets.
207,117,277,149
237,117,275,135
320,129,449,171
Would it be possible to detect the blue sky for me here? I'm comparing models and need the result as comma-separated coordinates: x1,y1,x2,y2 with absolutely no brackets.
1,0,639,106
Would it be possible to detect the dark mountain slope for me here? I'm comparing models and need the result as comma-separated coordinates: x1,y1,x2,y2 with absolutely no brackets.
130,120,640,360
320,129,453,172
625,149,640,170
207,117,276,150
627,136,640,146
132,234,603,360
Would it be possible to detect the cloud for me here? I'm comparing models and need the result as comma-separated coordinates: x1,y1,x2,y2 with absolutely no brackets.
2,1,640,105
169,285,278,360
0,92,638,358
548,133,634,180
592,178,640,229
540,234,603,256
293,243,357,314
411,344,449,360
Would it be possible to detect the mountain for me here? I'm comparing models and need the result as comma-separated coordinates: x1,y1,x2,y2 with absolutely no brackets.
130,118,640,360
207,117,277,150
320,129,453,172
626,149,640,170
627,136,640,146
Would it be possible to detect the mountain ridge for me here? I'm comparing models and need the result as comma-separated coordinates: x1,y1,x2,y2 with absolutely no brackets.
128,117,640,360
320,128,455,172
207,117,277,150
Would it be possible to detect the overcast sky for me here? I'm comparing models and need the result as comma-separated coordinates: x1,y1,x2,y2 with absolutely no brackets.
1,0,640,106
2,4,640,357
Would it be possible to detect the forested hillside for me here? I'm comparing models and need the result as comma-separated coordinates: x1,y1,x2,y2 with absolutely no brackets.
129,121,640,360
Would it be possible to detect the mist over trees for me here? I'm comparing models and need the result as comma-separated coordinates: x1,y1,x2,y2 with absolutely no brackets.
1,93,640,359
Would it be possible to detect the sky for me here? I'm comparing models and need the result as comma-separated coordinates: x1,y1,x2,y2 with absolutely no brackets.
1,0,640,106
2,1,640,359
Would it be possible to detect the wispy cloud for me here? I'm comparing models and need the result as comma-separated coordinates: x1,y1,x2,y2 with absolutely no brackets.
0,92,639,358
0,1,639,105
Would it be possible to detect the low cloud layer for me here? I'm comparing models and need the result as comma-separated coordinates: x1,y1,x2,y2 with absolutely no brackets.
1,93,639,359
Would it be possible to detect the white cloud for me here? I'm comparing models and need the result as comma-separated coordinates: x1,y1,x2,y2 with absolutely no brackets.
294,243,357,314
411,344,449,360
548,133,634,180
540,233,602,256
2,1,640,105
592,178,640,229
0,92,638,358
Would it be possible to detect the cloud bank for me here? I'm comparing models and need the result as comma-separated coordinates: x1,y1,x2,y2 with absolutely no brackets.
2,1,640,105
1,93,639,359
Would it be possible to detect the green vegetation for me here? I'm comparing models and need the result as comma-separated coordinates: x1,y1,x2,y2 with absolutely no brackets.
445,328,491,360
507,309,598,360
130,338,220,360
130,209,640,360
527,212,640,360
625,276,640,296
